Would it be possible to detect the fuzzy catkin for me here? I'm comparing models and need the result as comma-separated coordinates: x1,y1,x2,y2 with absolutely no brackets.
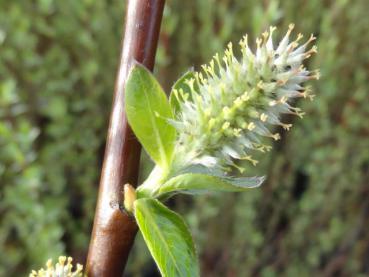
29,256,83,277
172,24,319,172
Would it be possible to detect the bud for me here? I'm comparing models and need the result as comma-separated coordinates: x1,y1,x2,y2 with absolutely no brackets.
171,25,318,172
124,183,137,213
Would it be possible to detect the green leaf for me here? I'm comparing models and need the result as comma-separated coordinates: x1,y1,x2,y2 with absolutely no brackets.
134,198,199,277
169,70,195,115
157,173,265,197
125,64,176,169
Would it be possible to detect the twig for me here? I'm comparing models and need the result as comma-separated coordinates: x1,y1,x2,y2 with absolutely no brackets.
86,0,165,276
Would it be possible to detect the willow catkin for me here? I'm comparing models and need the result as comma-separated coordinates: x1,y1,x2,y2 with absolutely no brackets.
171,24,319,172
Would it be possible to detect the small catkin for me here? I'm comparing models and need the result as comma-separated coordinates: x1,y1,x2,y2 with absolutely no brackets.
29,256,83,277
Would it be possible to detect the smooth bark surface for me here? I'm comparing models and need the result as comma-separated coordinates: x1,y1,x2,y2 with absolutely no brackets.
86,0,165,276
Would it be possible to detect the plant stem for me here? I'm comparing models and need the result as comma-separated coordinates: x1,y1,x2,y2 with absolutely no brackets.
86,0,165,276
137,165,170,198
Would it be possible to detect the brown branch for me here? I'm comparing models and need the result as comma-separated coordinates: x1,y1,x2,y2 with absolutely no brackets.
86,0,165,276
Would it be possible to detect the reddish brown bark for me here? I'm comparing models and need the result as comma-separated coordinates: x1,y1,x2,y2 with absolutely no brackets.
86,0,165,276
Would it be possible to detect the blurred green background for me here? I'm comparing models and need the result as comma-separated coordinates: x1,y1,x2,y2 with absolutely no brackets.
1,0,368,276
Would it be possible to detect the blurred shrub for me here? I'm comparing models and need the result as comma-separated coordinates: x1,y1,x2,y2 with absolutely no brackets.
1,0,368,276
0,0,123,275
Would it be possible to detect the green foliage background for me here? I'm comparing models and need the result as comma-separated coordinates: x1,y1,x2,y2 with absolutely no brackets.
1,0,368,276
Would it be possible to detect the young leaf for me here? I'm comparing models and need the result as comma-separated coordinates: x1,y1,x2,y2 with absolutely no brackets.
125,64,176,169
157,173,265,197
134,198,199,277
169,70,195,115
